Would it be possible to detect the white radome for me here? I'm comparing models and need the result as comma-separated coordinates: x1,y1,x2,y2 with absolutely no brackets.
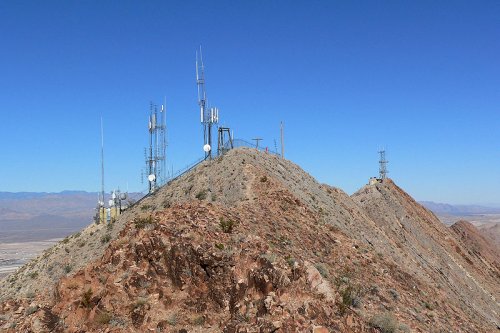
203,144,211,152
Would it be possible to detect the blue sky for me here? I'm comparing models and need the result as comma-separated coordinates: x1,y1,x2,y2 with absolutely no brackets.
0,1,498,205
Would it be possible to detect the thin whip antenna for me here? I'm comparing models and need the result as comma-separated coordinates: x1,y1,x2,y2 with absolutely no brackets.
100,116,105,205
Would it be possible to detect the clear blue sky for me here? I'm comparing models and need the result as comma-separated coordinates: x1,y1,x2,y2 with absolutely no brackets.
0,1,498,205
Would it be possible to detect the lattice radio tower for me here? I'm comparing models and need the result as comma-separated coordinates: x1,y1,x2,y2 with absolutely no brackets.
196,46,218,159
378,149,388,180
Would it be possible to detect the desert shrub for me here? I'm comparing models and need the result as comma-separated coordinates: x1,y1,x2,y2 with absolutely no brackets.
423,301,435,310
140,204,152,211
81,288,93,308
67,281,79,290
260,253,277,263
192,316,205,325
214,243,224,250
73,232,81,238
25,291,35,299
219,217,235,233
338,285,354,315
95,311,112,325
78,241,86,248
64,264,72,274
62,237,69,244
315,263,329,278
133,215,156,229
162,199,171,208
286,256,296,267
25,306,38,315
166,313,177,326
134,297,148,309
28,271,38,279
368,312,398,333
389,288,400,300
260,175,268,182
352,295,362,308
101,234,111,243
195,190,207,200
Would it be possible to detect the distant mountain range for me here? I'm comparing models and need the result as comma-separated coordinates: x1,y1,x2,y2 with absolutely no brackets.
420,201,500,216
0,190,144,243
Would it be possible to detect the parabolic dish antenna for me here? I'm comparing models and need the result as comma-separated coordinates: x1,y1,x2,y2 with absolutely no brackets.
148,174,156,182
203,144,211,152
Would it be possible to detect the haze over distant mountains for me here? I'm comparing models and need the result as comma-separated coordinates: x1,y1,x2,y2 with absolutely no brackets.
419,201,500,216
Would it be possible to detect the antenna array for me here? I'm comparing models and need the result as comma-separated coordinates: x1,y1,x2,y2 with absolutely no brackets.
196,46,219,159
146,102,167,193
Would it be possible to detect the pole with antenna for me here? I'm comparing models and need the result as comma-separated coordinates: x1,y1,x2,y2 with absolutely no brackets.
280,121,284,159
99,116,105,224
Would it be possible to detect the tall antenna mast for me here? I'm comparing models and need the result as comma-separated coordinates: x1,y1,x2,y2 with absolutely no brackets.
280,121,284,158
378,149,388,180
196,46,218,159
100,117,105,204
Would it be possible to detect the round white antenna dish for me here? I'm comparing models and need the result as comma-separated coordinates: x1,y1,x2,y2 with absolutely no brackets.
203,144,211,152
108,199,114,207
148,174,156,182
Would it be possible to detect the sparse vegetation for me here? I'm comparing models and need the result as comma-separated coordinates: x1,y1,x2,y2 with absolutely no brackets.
25,306,38,315
195,189,208,200
260,175,268,182
101,234,111,243
338,285,355,315
135,296,148,308
219,217,235,233
64,264,72,274
133,215,156,229
62,237,69,244
315,263,329,278
422,301,435,310
95,311,112,325
140,204,152,211
192,315,205,325
80,288,93,308
28,271,38,279
214,243,225,250
166,313,177,326
389,288,400,301
368,312,398,333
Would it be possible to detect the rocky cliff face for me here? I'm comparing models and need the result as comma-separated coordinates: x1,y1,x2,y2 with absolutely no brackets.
1,148,498,332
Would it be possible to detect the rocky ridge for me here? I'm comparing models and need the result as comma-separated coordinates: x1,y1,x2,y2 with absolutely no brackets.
0,148,498,332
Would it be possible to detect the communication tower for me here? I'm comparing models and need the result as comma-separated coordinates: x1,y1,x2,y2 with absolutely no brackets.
145,101,167,193
378,149,388,180
196,47,219,159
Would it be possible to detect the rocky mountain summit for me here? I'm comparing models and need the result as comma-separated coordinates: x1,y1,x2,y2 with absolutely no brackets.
1,148,498,332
